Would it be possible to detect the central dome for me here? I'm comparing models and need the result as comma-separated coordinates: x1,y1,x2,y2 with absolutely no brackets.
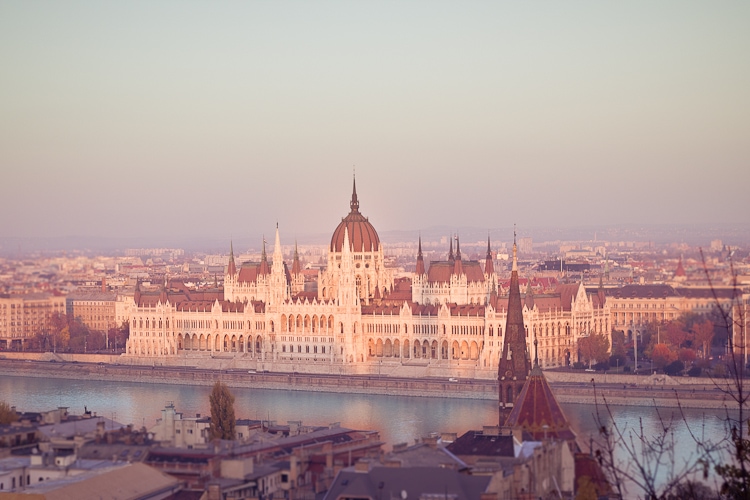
330,178,380,253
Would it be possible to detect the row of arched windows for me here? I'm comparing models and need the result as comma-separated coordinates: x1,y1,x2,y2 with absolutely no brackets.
366,338,481,361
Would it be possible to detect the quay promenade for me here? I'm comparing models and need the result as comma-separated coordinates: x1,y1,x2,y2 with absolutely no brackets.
0,353,735,409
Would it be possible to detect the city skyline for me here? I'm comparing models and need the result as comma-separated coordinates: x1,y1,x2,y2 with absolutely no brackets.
2,1,749,241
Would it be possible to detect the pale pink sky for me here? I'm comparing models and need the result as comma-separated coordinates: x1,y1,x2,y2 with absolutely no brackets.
1,1,748,241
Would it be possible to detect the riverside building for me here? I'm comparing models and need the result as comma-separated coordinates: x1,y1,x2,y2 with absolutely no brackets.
124,179,611,378
0,293,66,350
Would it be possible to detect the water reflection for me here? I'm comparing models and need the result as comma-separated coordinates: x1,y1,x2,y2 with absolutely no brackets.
0,375,730,455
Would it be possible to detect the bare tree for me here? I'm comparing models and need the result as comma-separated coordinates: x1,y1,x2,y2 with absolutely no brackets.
591,383,718,499
589,248,747,499
699,248,749,498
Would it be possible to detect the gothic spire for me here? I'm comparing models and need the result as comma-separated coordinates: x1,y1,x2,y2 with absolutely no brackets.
227,240,237,276
415,235,426,276
484,235,494,275
453,234,464,276
448,235,454,262
498,226,532,426
259,236,270,275
273,224,283,260
292,241,302,275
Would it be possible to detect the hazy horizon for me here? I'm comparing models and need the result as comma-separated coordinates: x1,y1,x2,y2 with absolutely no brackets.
2,2,748,242
1,221,748,257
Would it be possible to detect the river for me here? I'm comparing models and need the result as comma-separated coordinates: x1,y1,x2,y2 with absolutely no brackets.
0,374,735,493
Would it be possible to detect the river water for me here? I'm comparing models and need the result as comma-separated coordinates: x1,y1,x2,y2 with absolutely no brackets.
0,375,735,493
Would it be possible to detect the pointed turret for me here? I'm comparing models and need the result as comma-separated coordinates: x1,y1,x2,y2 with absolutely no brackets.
258,237,270,275
453,235,464,276
290,240,305,295
498,228,532,426
415,236,426,276
448,236,454,262
272,224,284,271
484,236,494,275
227,240,237,276
338,226,358,306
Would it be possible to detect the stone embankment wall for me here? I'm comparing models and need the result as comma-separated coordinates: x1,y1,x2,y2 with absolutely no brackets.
0,352,734,408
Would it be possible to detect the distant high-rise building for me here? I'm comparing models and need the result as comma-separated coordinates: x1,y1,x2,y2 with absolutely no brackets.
518,237,533,255
0,293,66,350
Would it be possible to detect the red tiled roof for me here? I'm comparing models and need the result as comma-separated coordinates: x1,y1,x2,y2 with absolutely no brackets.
555,284,581,312
449,303,486,316
427,261,485,284
504,365,577,442
237,264,261,284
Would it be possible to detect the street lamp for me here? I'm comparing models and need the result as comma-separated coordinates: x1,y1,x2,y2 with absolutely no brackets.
633,324,638,373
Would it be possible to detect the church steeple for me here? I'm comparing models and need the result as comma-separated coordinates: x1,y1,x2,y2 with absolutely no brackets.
498,226,532,426
675,255,687,279
448,235,454,262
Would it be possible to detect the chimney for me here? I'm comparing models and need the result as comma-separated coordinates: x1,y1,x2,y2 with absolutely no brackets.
392,443,408,453
354,459,371,473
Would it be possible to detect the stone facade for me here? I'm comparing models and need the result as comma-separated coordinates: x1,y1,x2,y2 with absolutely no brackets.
607,284,735,337
124,180,611,378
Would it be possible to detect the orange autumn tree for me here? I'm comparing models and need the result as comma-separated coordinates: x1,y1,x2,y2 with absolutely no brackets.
652,343,677,370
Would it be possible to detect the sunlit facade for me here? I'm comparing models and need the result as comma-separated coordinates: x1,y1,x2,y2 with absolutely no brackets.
125,179,610,377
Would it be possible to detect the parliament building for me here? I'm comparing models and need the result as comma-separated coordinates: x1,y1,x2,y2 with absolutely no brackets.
125,179,611,379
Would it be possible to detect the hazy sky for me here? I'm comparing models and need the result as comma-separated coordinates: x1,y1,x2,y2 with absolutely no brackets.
1,1,748,243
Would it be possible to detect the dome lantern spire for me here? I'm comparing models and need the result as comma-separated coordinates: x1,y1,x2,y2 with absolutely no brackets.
350,173,359,213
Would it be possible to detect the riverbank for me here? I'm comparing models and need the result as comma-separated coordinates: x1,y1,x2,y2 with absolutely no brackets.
0,353,736,409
